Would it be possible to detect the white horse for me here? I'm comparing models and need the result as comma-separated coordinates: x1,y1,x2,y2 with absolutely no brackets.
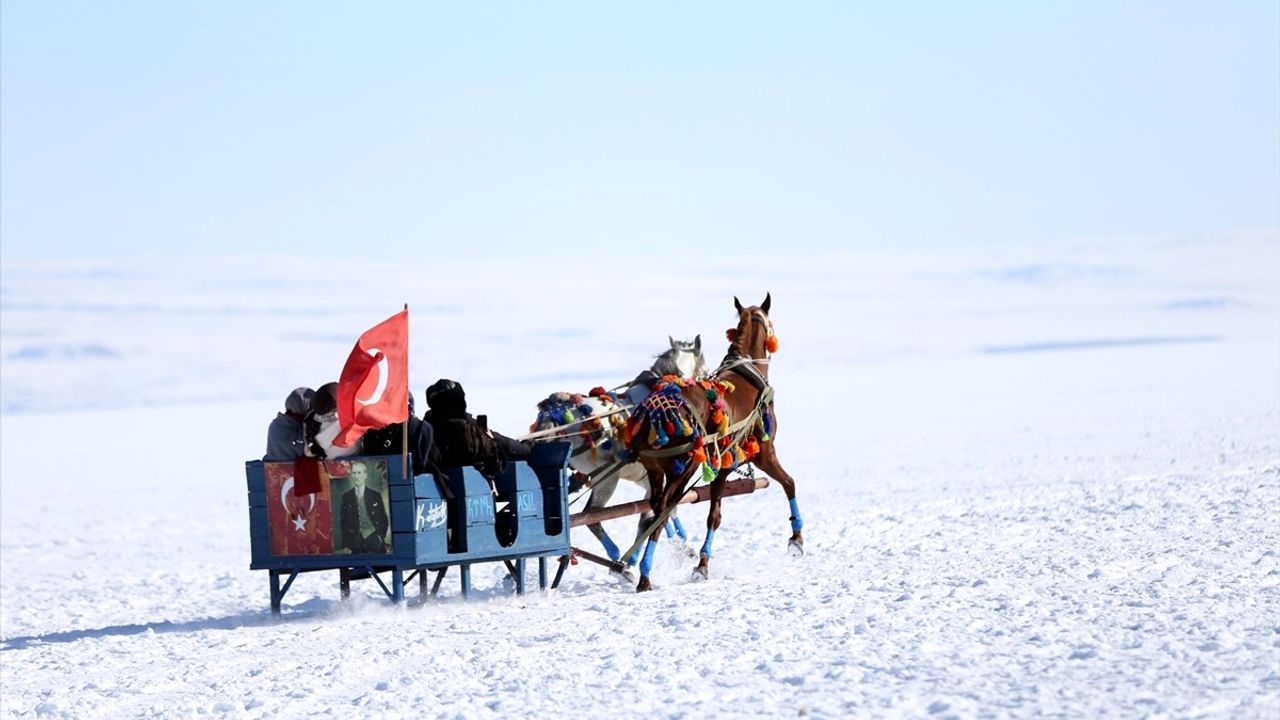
528,337,705,576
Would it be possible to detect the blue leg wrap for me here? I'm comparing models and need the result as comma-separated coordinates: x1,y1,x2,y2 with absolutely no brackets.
638,540,658,577
626,544,642,568
663,520,675,538
600,533,621,562
672,516,689,540
789,498,804,533
700,529,716,559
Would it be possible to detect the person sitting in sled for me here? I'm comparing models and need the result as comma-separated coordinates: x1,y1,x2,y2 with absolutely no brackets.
264,386,314,462
423,378,530,479
305,382,362,459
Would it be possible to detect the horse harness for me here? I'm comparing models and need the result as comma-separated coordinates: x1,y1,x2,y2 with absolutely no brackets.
636,349,774,461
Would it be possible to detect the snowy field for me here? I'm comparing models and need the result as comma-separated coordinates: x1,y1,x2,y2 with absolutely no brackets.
2,233,1278,718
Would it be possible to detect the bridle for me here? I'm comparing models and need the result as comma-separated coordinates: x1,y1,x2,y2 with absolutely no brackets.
717,309,774,392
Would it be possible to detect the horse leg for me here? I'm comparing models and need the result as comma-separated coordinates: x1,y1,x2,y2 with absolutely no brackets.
667,510,689,541
692,470,729,580
628,509,653,570
753,444,804,555
584,476,623,562
626,478,657,570
663,508,696,558
636,466,667,593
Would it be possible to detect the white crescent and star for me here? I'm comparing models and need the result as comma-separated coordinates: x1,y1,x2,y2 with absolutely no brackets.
279,476,316,532
356,347,389,406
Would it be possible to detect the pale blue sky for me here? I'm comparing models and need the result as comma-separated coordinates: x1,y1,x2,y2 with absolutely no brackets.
2,1,1277,260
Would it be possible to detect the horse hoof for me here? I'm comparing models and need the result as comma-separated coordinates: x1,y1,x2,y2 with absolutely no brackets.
788,537,805,557
690,565,709,582
636,576,653,593
610,565,638,583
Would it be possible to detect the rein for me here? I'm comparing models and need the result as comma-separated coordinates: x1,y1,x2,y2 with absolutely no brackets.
519,403,631,442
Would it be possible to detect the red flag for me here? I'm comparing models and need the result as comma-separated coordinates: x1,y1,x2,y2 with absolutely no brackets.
265,462,334,555
334,310,408,448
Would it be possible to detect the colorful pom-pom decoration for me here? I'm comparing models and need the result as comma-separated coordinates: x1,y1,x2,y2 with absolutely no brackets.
701,463,716,484
766,336,779,353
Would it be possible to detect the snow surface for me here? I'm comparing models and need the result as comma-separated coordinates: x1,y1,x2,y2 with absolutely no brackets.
2,233,1278,718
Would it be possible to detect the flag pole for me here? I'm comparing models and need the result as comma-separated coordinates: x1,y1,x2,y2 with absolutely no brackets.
402,302,410,483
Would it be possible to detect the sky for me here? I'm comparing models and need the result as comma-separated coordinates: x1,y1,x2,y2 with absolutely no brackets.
2,1,1278,261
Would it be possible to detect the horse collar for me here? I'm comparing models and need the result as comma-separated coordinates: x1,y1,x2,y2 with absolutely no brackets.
719,352,769,392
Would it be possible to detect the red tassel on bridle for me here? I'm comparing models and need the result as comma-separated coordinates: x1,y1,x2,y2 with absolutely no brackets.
728,326,779,353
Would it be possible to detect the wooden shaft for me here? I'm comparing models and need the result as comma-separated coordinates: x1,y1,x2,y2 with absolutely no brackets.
569,475,769,528
569,545,619,569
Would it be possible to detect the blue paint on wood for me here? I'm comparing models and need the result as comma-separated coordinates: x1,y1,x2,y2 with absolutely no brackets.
246,448,574,605
381,454,410,486
390,499,416,530
250,533,270,561
248,506,270,538
413,474,443,499
245,461,266,493
527,442,571,469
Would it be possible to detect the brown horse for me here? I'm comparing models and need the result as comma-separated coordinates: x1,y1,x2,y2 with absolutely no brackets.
624,293,803,592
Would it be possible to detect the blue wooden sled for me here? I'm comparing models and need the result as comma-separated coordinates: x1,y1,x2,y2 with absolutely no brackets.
245,442,573,613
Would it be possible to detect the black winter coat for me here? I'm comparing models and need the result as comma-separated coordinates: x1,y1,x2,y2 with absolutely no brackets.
361,417,437,477
423,410,530,479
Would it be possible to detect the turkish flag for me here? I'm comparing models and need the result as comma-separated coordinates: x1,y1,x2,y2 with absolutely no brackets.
265,462,334,555
333,310,409,448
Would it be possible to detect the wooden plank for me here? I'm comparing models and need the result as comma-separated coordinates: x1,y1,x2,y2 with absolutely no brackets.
250,555,404,572
413,498,449,534
516,489,539,518
382,454,410,486
569,476,769,527
245,461,265,493
250,533,270,561
390,499,415,532
391,532,416,558
527,441,571,469
414,474,446,499
248,506,270,538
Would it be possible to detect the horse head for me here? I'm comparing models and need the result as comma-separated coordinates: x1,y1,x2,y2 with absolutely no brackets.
729,292,777,363
659,335,705,380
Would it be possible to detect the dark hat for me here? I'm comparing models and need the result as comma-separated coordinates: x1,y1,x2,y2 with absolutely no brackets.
425,378,466,416
312,382,339,416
